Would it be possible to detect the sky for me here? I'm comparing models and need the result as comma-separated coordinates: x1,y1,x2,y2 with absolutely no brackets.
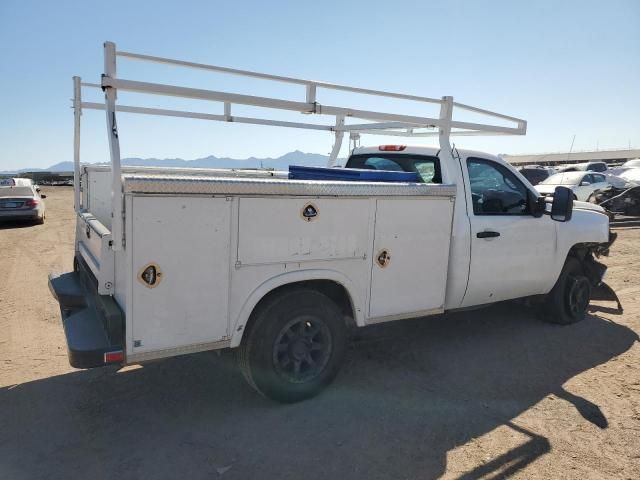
0,0,639,171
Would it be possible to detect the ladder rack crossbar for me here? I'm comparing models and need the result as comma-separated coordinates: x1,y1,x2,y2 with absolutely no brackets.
115,49,443,105
98,77,523,135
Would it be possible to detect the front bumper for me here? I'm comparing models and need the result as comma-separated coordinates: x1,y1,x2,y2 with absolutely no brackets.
48,256,124,368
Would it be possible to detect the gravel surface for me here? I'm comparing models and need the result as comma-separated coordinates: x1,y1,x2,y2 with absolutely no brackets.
1,186,638,480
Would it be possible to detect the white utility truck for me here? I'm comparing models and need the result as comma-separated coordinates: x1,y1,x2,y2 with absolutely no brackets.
49,42,615,402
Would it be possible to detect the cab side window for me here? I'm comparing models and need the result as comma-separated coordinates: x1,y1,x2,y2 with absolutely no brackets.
591,173,606,183
467,158,529,215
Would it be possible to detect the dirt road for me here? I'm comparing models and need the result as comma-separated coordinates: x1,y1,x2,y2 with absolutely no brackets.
1,187,639,480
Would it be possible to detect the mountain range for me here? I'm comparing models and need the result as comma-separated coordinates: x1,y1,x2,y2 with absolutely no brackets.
0,151,336,175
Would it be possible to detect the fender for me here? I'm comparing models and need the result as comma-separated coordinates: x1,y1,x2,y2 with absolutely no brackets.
229,268,364,348
547,207,610,293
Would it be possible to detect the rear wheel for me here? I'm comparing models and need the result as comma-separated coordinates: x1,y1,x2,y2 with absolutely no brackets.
539,257,591,325
238,288,347,403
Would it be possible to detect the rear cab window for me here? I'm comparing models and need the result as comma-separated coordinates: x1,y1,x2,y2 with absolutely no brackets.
345,154,442,183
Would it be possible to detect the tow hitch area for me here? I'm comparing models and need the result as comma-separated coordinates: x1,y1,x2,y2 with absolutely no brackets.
48,257,124,368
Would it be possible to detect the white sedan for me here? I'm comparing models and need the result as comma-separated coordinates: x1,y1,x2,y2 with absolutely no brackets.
535,171,610,201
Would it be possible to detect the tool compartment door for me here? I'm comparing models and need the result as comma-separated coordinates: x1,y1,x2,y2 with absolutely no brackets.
130,196,231,357
369,198,454,320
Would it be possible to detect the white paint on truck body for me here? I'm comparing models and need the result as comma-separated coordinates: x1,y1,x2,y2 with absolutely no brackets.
115,182,456,360
75,145,610,364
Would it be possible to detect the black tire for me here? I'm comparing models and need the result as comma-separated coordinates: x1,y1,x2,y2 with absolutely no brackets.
539,256,591,325
238,288,347,403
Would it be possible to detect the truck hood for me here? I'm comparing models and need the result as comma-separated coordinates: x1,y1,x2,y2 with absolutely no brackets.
573,200,607,215
535,184,574,195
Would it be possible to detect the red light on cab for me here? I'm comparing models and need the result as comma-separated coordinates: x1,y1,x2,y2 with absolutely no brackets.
378,145,406,151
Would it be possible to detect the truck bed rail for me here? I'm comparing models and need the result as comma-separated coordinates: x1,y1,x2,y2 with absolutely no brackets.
122,174,457,197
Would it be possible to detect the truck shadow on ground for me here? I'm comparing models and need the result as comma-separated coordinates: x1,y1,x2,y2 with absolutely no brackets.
1,303,637,480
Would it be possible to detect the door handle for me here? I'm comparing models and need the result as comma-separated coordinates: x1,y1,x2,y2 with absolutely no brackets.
477,231,500,239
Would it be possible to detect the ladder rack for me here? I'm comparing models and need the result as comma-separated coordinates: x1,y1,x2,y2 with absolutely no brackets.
72,41,527,252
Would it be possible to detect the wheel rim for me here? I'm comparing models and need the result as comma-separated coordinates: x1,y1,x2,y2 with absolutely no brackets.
272,315,332,384
567,276,590,318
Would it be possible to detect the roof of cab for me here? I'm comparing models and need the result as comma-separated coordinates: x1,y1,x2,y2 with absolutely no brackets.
351,145,502,162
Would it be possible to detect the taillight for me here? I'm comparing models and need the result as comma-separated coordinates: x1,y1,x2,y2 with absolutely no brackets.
104,350,124,363
378,145,406,151
24,199,39,208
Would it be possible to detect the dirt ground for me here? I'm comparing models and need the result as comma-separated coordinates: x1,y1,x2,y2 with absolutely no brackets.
1,186,638,480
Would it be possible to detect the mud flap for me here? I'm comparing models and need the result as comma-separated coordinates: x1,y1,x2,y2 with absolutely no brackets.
591,282,623,313
582,255,623,313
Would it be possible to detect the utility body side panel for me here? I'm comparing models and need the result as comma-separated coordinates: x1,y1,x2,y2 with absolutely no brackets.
119,177,456,361
369,197,454,319
237,197,369,265
128,195,232,361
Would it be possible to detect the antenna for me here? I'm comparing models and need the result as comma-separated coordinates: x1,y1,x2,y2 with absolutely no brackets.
567,134,576,163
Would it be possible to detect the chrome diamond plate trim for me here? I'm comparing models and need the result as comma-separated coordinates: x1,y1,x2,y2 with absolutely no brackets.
122,174,456,197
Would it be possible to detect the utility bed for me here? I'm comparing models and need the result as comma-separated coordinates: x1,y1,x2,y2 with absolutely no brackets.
57,165,456,365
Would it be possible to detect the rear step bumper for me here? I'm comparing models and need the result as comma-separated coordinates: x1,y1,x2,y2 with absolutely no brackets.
48,256,124,369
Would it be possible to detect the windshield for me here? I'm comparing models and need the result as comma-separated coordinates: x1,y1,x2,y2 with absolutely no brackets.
539,172,584,186
0,187,34,197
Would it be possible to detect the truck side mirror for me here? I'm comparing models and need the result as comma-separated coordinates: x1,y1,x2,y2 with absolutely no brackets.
551,186,573,222
580,181,591,186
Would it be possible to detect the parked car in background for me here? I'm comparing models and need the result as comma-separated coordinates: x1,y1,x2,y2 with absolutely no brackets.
535,171,609,201
0,179,46,224
584,161,608,172
558,161,608,173
620,168,640,184
517,166,553,185
622,159,640,168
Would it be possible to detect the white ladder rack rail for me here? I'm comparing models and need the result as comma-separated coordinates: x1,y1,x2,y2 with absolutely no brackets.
72,41,527,253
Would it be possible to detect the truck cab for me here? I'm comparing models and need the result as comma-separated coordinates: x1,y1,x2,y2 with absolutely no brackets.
346,145,611,310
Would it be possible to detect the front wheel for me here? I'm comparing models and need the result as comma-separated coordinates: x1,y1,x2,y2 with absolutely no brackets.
539,257,591,325
237,288,347,403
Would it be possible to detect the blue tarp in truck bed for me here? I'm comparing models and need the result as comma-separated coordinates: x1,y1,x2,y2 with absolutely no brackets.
288,165,419,183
